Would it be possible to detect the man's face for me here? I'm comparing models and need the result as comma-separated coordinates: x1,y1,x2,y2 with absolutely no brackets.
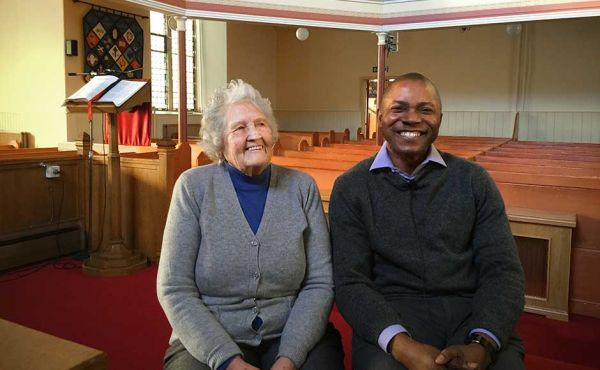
379,79,442,171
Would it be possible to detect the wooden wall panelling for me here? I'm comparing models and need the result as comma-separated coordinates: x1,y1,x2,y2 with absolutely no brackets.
439,111,514,137
507,208,576,321
0,152,84,270
518,112,600,143
497,183,600,318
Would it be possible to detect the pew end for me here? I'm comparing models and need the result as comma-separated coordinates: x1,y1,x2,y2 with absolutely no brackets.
0,318,107,370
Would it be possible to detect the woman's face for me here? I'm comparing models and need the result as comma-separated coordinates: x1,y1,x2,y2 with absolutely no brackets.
223,100,274,176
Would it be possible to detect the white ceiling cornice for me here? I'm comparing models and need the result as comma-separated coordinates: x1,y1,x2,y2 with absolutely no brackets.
127,0,600,31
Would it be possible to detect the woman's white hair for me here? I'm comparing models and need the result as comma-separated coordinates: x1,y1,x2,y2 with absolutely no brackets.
199,79,278,162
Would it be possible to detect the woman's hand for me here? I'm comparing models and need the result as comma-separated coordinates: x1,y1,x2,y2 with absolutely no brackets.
226,356,260,370
270,356,297,370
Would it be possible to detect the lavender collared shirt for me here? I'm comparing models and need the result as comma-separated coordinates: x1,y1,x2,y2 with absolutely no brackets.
369,142,501,352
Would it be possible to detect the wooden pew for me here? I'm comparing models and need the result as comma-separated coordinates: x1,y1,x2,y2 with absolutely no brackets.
272,155,356,172
0,149,85,270
330,129,350,144
492,146,600,156
0,318,106,370
279,149,372,163
277,132,312,152
276,138,600,319
475,154,600,169
162,124,201,139
0,131,33,148
483,150,600,162
478,161,599,177
0,140,190,271
502,140,600,151
279,130,332,147
476,140,600,318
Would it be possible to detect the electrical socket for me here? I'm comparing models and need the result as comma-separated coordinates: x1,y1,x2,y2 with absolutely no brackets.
45,165,61,178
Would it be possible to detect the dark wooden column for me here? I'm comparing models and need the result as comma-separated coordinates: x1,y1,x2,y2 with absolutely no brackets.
175,16,188,144
375,32,388,146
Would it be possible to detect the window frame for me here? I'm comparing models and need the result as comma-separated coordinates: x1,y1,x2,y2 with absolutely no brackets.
150,11,198,113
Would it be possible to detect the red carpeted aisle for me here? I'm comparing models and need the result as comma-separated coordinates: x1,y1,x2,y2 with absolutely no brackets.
0,261,170,370
0,260,598,370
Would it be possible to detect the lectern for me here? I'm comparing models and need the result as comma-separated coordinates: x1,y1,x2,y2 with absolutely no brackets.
65,78,149,276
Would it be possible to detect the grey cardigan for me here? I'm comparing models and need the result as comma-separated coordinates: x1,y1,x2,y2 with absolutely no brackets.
157,163,334,370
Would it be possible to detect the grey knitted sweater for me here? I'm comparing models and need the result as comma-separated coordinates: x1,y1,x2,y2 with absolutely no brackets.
157,163,333,369
330,152,524,347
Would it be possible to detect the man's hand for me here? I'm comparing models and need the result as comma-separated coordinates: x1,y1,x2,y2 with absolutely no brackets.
226,356,260,370
435,343,490,370
270,356,297,370
389,333,447,370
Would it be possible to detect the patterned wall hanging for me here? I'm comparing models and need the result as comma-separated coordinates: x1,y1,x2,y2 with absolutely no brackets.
83,7,143,79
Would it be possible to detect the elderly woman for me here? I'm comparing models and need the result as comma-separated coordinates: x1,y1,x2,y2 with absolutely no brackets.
157,80,344,370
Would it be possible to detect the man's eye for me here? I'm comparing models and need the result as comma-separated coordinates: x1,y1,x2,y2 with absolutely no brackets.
233,126,245,132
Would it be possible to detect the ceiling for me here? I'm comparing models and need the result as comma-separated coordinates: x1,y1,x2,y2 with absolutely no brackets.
127,0,600,31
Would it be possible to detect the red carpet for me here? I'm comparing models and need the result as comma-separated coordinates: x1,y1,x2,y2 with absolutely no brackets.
0,259,598,370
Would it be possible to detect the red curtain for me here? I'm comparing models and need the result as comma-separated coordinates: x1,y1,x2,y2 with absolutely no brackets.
103,102,151,146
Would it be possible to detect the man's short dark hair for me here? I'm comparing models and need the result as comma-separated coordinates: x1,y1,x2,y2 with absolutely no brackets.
383,72,442,111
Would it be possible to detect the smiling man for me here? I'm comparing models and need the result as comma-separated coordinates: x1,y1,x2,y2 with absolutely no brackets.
330,73,525,370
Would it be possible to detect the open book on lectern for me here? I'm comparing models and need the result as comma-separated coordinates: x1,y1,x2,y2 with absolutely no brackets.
65,75,148,108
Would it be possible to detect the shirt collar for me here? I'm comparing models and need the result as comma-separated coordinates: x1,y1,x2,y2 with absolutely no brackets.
370,142,446,180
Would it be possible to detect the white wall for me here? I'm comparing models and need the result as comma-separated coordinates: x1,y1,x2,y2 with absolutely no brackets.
525,18,600,112
265,18,597,142
227,22,278,107
200,20,228,109
0,0,66,147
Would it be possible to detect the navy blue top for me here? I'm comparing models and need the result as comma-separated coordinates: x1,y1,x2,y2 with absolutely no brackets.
226,163,271,235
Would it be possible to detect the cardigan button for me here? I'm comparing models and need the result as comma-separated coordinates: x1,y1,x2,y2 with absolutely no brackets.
250,241,258,247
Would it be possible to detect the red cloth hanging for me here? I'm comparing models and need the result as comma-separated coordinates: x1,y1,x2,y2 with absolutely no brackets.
103,102,152,146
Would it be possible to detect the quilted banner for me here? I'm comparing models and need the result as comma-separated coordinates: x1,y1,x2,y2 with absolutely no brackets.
83,8,143,79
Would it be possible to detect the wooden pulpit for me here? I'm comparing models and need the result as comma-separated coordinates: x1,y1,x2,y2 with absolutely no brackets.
65,78,149,276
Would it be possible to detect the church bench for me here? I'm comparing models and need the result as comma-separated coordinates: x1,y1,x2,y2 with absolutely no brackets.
278,138,599,319
487,170,600,190
493,181,600,318
280,149,372,163
0,147,60,154
161,123,201,139
475,155,600,169
478,161,599,177
272,155,356,172
277,133,313,151
0,149,77,163
311,145,481,160
483,150,600,162
279,130,334,147
331,128,350,144
0,131,33,148
0,318,107,370
491,146,600,156
279,131,319,147
501,140,600,150
311,146,378,156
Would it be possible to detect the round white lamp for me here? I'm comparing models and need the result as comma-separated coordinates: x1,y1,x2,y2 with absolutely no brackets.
296,27,309,41
505,23,522,36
